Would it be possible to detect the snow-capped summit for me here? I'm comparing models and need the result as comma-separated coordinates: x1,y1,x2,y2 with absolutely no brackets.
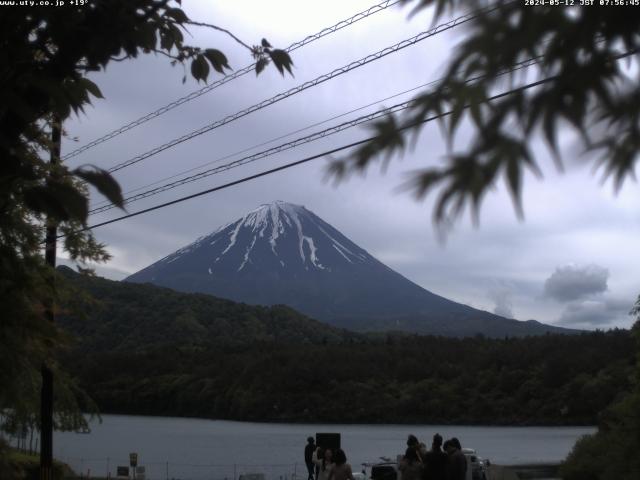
126,202,571,337
153,201,374,277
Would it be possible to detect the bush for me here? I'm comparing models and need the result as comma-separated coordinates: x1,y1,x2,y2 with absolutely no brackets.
0,443,67,480
560,318,640,480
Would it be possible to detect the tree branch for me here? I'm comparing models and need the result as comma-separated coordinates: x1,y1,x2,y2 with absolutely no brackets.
150,48,183,61
185,20,253,52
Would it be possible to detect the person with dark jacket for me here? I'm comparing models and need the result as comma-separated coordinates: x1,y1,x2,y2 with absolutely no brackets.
444,438,467,480
423,433,447,480
305,437,316,480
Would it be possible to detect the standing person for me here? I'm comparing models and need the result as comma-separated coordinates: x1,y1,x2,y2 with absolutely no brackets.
314,446,334,480
305,437,316,480
418,443,428,462
328,449,354,480
424,433,447,480
405,434,424,463
400,447,424,480
444,438,467,480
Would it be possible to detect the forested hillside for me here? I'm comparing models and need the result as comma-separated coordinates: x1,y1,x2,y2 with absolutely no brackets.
63,331,635,425
57,266,356,351
56,267,635,425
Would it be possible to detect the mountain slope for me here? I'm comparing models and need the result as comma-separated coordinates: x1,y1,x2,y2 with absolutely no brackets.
57,266,356,352
126,201,573,337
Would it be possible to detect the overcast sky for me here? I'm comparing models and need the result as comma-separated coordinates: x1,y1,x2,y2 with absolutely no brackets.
60,0,640,330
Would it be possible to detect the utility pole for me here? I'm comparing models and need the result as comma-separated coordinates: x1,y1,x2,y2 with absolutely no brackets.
40,115,61,480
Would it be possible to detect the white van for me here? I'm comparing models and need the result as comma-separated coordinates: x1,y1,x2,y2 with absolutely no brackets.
461,448,488,480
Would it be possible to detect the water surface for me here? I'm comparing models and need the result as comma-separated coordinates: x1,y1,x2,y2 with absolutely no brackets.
54,415,594,480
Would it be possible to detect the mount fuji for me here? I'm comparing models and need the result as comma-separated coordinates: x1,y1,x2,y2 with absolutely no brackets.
126,201,571,337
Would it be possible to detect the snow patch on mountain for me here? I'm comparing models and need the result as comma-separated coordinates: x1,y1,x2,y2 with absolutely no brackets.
208,202,319,268
238,236,257,272
333,244,353,263
202,201,357,271
222,219,243,255
316,223,365,263
150,201,376,276
303,236,325,270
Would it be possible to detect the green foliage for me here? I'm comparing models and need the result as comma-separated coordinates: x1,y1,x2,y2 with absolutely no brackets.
204,49,231,75
0,440,24,480
268,49,295,76
249,37,294,76
72,166,124,210
53,269,637,426
0,0,293,461
0,445,67,480
560,379,640,480
56,266,355,350
66,332,635,424
560,296,640,480
54,272,635,424
333,1,640,225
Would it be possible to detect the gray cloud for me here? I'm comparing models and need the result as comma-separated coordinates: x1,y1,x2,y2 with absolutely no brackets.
558,298,632,326
544,264,609,302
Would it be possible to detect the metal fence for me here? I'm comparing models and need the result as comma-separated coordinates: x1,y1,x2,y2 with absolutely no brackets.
60,457,303,480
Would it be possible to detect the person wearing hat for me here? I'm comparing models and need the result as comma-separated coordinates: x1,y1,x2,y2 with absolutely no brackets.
305,436,316,480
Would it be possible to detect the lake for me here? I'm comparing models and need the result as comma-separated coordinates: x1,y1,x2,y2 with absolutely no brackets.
53,415,594,480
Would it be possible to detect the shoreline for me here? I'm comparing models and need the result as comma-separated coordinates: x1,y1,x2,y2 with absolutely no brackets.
81,411,598,429
8,449,561,480
489,463,560,480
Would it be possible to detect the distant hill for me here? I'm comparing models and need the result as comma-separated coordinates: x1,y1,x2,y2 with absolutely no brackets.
55,271,634,426
126,201,575,338
57,266,356,352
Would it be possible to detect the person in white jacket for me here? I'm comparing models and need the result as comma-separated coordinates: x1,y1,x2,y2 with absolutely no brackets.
313,446,335,480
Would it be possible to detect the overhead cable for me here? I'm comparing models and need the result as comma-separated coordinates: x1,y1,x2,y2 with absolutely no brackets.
104,6,492,174
61,0,404,161
89,77,438,211
89,81,444,213
91,56,541,214
66,72,559,238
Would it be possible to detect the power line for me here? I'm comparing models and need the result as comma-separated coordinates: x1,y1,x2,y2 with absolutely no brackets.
89,77,438,211
61,0,404,161
64,73,558,238
91,104,411,214
104,7,491,174
89,80,445,213
90,56,542,215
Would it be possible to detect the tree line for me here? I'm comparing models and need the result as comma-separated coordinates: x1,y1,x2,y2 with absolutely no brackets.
63,330,635,426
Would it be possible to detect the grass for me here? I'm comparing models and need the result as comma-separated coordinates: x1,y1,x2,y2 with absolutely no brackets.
8,448,77,479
